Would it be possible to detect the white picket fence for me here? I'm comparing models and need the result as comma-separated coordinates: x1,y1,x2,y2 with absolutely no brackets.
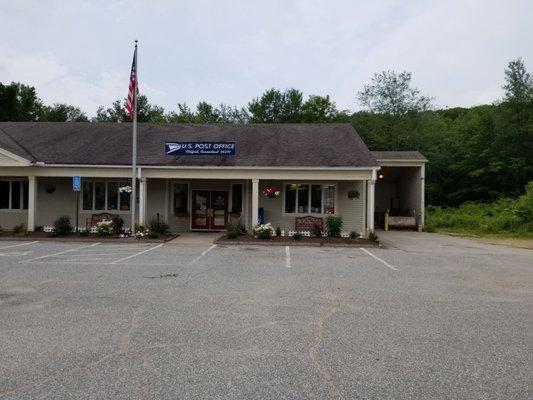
43,225,98,233
280,230,359,238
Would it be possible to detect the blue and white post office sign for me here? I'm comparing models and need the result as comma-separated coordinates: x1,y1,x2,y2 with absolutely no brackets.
165,141,236,156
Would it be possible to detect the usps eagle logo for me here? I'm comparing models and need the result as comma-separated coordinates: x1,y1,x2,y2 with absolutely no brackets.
168,143,181,152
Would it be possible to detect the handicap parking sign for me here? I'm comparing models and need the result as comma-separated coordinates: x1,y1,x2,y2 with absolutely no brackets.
73,176,81,192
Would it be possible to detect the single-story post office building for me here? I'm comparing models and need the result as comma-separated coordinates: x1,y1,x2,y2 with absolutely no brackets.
0,123,427,236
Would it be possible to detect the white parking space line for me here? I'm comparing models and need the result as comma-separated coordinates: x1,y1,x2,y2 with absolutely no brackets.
22,243,101,263
285,246,291,268
0,241,39,250
360,248,398,271
110,243,164,264
189,244,217,266
0,251,32,257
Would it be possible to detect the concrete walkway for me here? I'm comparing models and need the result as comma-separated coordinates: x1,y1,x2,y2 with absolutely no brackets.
377,229,533,252
167,231,224,245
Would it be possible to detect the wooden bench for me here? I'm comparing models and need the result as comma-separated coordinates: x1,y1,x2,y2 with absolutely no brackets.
295,216,324,232
85,212,119,232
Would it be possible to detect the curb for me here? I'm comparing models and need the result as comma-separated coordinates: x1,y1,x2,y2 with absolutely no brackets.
0,235,179,244
215,240,380,248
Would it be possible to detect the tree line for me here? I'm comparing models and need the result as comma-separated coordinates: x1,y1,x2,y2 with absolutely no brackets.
0,59,531,207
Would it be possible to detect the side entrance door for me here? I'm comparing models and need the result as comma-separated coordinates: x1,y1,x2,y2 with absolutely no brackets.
192,190,228,230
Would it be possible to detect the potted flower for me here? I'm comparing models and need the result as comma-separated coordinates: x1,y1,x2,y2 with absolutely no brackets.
45,184,56,194
262,186,281,199
347,189,360,200
119,185,132,210
119,185,132,194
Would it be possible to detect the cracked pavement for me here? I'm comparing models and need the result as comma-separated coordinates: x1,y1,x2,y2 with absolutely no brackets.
0,232,531,399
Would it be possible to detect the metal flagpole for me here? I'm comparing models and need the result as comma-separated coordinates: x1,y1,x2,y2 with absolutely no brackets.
131,40,138,236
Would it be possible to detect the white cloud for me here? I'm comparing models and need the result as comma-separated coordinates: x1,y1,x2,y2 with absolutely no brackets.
0,0,531,114
0,49,126,115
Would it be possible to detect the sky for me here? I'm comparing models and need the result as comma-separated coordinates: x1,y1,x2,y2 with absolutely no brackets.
1,0,531,116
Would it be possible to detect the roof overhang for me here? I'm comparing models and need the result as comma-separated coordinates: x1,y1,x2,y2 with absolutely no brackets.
0,147,32,167
376,159,427,167
0,163,378,181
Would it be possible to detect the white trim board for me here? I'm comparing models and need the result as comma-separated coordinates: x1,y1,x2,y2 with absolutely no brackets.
0,147,32,166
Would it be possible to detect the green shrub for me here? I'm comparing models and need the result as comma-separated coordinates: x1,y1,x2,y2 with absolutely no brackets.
227,230,239,239
325,215,343,238
79,230,88,237
111,217,124,235
227,222,246,235
149,217,170,235
236,222,247,235
252,223,274,239
275,226,282,237
13,223,26,235
292,232,302,240
515,181,533,223
52,216,71,236
425,182,533,237
147,230,159,239
96,219,113,236
349,231,358,239
368,231,379,242
34,225,44,232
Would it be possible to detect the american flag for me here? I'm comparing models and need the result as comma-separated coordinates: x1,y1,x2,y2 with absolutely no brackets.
125,46,138,119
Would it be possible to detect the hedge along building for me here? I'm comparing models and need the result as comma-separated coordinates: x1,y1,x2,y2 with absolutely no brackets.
0,122,426,235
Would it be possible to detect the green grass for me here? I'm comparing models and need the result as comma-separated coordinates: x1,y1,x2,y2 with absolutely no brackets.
426,182,533,239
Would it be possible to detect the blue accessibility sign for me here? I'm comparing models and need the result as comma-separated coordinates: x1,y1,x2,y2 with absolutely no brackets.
72,176,81,192
165,141,236,156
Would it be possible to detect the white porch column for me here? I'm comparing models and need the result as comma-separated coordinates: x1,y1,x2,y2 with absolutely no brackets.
419,164,425,231
367,170,376,234
27,176,37,232
139,177,147,227
243,181,249,229
251,179,259,226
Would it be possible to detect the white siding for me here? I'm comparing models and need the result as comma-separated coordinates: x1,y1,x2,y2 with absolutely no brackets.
0,210,27,230
37,178,134,228
337,181,366,233
257,180,366,233
146,178,167,226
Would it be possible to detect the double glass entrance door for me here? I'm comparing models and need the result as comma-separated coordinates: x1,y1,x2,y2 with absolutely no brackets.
192,190,228,230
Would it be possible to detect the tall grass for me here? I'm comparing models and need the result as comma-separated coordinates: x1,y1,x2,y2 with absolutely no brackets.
426,182,533,237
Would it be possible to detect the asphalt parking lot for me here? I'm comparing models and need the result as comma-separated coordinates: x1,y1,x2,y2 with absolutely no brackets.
0,232,531,399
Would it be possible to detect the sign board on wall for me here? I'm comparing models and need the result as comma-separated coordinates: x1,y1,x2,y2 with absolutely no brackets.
165,141,236,156
72,176,81,192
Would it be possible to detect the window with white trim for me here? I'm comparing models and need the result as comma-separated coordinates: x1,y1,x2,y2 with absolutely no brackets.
284,184,335,214
0,180,28,210
82,181,131,211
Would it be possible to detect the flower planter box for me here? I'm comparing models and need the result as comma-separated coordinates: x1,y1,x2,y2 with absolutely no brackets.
215,234,378,247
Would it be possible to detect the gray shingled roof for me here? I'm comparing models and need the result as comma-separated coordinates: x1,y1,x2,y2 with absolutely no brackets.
0,122,379,168
371,151,427,162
